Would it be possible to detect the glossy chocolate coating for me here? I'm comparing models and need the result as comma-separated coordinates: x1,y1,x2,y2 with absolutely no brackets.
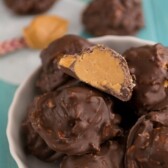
30,82,122,155
126,108,168,168
36,35,93,93
22,114,63,162
61,141,124,168
4,0,56,15
82,0,144,36
124,44,168,115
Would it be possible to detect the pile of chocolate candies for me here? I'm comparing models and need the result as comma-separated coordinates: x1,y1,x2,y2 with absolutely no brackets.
22,35,168,168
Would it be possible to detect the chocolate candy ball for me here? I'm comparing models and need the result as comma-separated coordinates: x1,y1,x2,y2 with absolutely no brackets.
124,44,168,115
126,108,168,168
30,81,122,155
4,0,56,15
82,0,144,36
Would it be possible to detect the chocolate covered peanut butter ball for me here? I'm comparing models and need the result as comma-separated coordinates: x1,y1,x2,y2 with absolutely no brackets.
22,114,63,162
82,0,144,36
4,0,56,15
125,108,168,168
124,44,168,115
36,35,93,93
30,82,122,155
61,141,124,168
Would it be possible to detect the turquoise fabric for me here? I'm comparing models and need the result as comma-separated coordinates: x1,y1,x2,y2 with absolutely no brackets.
0,81,18,167
1,0,168,167
137,0,168,45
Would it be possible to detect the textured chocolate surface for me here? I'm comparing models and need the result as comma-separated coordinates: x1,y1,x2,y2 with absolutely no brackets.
30,81,122,155
36,68,71,93
126,108,168,168
4,0,56,15
82,0,144,36
36,35,93,93
22,113,63,162
124,44,168,115
61,141,124,168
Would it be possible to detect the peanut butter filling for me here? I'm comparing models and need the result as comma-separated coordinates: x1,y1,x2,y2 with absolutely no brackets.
59,45,132,100
59,56,76,68
74,47,124,93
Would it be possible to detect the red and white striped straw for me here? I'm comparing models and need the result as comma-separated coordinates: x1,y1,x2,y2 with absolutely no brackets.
0,37,27,56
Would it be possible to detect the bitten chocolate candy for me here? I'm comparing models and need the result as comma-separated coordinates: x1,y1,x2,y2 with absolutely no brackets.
36,35,93,92
58,45,134,101
30,81,122,155
4,0,56,15
22,114,63,162
61,141,124,168
82,0,144,36
125,108,168,168
124,44,168,115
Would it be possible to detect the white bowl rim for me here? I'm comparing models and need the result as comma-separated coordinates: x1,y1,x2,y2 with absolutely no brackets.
88,35,155,45
6,35,155,167
6,67,40,168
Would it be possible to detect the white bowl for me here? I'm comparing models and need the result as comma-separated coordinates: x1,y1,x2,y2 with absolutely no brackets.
7,36,155,168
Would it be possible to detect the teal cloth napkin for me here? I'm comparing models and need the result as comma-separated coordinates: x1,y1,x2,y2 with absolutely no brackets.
0,81,18,168
1,0,168,167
